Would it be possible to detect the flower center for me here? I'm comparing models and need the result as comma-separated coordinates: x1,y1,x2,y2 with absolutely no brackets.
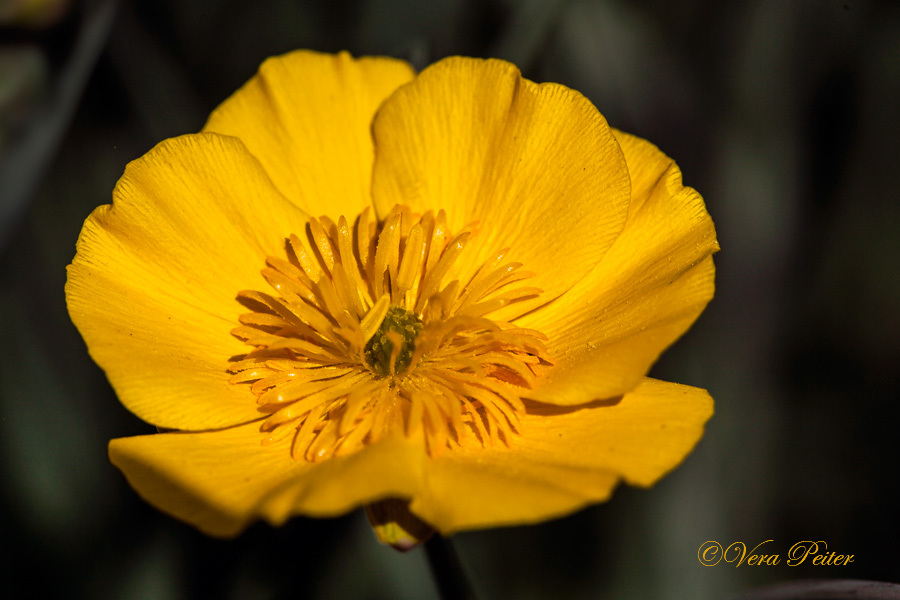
363,305,423,378
228,204,554,461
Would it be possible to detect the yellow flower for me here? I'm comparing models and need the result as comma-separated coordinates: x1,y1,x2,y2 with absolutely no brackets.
66,50,718,543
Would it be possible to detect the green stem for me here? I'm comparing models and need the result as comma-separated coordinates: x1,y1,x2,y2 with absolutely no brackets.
423,535,477,600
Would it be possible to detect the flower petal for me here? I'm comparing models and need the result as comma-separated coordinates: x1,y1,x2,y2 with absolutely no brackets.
613,128,677,219
203,50,415,219
109,424,424,537
521,132,719,404
371,56,630,318
410,378,712,534
66,133,311,430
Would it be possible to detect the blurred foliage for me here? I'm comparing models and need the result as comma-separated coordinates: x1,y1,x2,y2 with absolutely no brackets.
2,0,899,598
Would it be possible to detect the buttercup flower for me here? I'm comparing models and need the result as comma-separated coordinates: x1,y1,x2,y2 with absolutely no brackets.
66,50,718,543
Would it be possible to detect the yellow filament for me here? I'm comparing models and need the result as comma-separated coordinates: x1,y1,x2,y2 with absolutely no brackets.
228,204,554,462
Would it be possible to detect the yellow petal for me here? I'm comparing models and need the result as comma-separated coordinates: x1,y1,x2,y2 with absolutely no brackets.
409,378,712,534
371,56,630,319
203,50,415,219
66,133,311,430
521,378,713,485
521,132,718,404
613,127,676,219
109,424,424,538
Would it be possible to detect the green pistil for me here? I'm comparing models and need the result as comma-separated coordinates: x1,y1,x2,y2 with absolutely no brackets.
364,305,424,377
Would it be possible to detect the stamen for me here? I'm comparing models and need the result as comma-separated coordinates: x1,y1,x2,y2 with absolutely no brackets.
228,205,554,462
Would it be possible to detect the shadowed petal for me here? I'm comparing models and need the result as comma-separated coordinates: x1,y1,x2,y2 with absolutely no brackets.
204,50,415,219
522,132,718,404
410,378,713,533
110,423,425,537
67,133,311,430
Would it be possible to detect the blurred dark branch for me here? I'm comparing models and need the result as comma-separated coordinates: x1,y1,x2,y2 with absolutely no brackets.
734,579,900,600
106,1,207,143
0,0,117,252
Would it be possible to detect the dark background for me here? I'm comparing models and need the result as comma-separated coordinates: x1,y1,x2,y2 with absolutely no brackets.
2,0,898,598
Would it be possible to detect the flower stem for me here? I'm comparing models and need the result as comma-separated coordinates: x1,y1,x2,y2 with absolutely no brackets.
424,535,477,600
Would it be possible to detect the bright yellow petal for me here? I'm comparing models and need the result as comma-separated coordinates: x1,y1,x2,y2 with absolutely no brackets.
410,378,712,534
613,127,676,219
521,133,718,404
66,133,311,430
520,378,713,485
203,50,415,219
109,424,424,538
371,56,630,319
